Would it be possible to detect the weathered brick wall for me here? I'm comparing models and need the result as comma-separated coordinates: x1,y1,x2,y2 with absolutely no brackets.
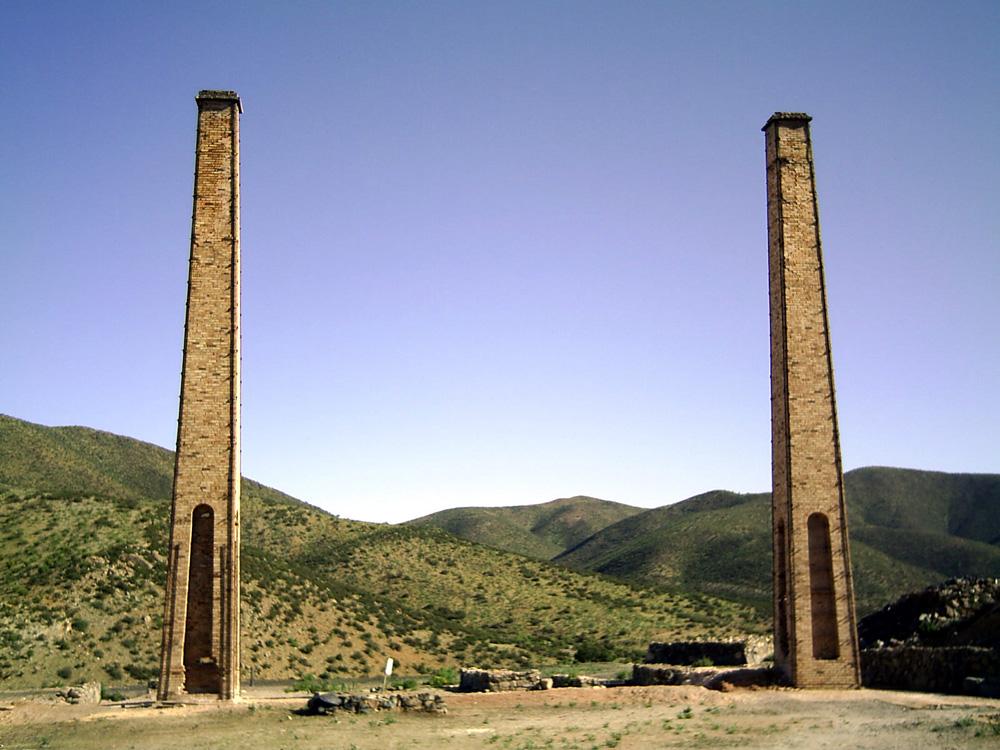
764,113,860,688
862,646,1000,694
458,668,548,692
158,90,242,701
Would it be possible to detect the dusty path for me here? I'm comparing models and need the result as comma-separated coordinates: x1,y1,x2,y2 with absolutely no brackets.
2,684,998,749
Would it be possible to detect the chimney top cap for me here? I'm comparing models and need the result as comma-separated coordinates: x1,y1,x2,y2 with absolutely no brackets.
197,90,242,113
762,112,811,131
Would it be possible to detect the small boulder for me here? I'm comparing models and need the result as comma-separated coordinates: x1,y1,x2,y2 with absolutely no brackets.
306,692,342,715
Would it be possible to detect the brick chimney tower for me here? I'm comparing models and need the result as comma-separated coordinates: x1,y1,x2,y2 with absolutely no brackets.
158,90,242,701
763,113,861,688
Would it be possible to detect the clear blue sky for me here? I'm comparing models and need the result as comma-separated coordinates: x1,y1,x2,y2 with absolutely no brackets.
2,2,997,523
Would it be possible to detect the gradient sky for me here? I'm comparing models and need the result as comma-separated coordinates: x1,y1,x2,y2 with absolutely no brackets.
2,2,997,523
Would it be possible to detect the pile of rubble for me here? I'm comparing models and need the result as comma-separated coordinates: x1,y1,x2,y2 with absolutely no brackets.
305,690,446,715
859,577,1000,650
456,668,627,692
859,578,1000,696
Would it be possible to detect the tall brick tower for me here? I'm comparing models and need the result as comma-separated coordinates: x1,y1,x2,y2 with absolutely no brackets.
158,90,242,701
763,113,860,688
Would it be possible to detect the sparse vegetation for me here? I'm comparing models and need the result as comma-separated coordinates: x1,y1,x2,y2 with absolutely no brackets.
0,414,761,690
287,673,344,693
427,666,458,688
4,414,996,694
100,685,126,701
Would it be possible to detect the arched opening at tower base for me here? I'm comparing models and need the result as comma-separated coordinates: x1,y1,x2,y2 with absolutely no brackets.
775,521,790,659
807,512,839,660
184,504,219,692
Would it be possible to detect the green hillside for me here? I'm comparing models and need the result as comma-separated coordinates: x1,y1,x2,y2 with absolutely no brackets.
0,415,761,689
0,415,175,502
408,496,642,559
846,466,1000,545
554,468,1000,615
6,412,994,692
0,414,308,510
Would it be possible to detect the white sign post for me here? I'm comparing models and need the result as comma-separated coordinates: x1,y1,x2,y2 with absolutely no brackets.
382,657,394,692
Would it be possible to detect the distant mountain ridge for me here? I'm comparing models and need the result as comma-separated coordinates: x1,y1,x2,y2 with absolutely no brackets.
407,464,1000,617
553,468,1000,615
407,496,642,559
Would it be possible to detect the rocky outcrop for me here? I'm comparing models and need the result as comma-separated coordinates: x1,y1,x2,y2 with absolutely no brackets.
859,578,1000,650
305,691,446,715
458,669,550,692
56,682,101,704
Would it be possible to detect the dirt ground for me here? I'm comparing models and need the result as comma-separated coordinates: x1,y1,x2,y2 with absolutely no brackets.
2,684,999,749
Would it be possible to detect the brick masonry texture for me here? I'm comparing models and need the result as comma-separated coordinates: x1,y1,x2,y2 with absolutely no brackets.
158,90,242,701
764,113,861,688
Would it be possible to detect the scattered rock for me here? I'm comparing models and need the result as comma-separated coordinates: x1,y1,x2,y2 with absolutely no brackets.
308,692,342,712
304,691,445,715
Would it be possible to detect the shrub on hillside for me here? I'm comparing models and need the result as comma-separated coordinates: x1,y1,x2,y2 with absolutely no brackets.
427,666,458,688
286,673,343,693
573,640,616,663
124,663,156,682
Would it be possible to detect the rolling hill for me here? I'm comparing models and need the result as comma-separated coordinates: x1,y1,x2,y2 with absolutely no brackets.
0,414,761,690
407,496,642,559
4,412,996,691
553,468,1000,615
409,466,1000,616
